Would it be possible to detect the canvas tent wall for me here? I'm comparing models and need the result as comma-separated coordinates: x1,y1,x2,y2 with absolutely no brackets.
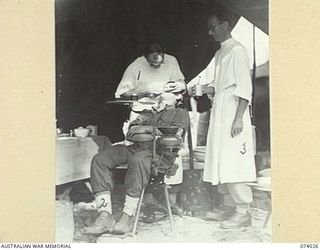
55,0,269,142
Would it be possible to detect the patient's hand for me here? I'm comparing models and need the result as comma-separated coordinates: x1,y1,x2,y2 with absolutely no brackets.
126,125,162,139
164,81,186,93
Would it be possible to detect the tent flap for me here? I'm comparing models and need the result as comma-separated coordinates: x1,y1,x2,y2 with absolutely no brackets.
215,0,268,34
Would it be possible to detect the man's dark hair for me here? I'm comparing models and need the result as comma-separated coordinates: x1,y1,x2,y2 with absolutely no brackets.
209,7,239,29
143,42,164,57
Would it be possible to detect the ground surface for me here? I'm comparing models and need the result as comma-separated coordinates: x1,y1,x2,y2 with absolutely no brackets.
56,183,271,243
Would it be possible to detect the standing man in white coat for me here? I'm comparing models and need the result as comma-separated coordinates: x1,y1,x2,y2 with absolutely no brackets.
193,12,256,229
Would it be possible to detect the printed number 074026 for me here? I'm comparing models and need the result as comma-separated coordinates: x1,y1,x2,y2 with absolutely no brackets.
300,244,319,248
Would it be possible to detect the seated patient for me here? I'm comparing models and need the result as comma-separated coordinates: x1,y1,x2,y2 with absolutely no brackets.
85,93,190,235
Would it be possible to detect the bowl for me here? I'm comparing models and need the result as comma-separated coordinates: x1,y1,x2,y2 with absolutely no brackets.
193,146,206,162
157,126,180,135
193,151,206,162
258,168,271,177
194,146,206,153
74,127,90,138
257,177,271,186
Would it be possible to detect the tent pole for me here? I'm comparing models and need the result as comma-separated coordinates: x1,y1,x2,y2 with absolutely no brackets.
251,24,256,125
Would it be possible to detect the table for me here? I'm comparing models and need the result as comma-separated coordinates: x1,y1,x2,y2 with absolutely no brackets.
55,135,112,242
56,135,112,186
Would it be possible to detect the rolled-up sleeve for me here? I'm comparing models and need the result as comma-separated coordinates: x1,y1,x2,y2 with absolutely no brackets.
232,46,252,102
115,61,137,98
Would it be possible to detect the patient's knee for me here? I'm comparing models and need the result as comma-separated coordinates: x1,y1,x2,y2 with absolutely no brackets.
128,151,151,170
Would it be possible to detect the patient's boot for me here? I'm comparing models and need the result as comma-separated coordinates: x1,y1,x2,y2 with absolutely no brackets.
84,192,115,235
112,195,139,235
112,212,135,235
84,211,115,235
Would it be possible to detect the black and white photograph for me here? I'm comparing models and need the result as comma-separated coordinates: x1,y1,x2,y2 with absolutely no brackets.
55,0,270,243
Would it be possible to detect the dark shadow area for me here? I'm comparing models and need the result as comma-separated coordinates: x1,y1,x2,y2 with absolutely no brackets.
55,0,224,142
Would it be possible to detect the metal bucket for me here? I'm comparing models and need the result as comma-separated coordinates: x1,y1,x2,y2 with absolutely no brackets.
55,200,74,243
196,110,210,146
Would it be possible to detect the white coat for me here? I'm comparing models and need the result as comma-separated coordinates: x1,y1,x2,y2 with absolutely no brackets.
203,38,256,185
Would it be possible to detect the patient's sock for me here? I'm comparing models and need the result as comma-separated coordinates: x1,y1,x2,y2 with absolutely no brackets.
95,192,112,214
123,195,139,216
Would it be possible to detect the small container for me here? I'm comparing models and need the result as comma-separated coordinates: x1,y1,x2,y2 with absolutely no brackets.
55,200,74,243
74,127,90,138
86,125,98,136
194,84,204,97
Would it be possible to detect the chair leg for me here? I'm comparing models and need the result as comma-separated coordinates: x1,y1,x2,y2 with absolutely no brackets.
84,181,92,193
164,185,175,237
132,187,146,235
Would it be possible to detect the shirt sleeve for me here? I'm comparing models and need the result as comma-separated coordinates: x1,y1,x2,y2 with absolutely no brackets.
232,46,253,102
115,60,138,98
